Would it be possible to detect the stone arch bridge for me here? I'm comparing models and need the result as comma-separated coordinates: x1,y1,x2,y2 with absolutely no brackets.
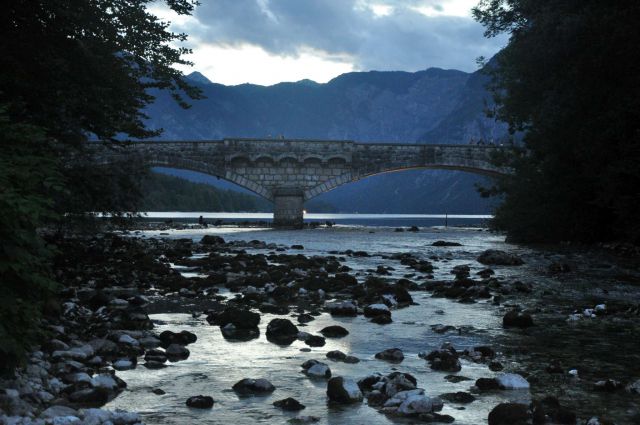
91,138,511,228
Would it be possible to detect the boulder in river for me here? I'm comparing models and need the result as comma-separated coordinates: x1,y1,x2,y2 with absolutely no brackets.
382,389,444,416
496,373,530,390
423,348,461,372
302,360,332,379
432,241,462,247
320,325,349,338
371,315,393,324
439,391,475,404
503,311,534,328
475,378,501,391
375,348,404,363
273,397,306,411
159,330,197,347
327,301,358,316
186,395,214,409
165,344,190,361
488,402,530,425
207,306,260,329
220,323,260,341
232,378,275,396
364,304,391,318
266,318,299,345
304,335,326,347
477,250,524,266
327,377,363,403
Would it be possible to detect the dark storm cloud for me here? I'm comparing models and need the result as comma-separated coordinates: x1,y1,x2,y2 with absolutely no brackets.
174,0,506,72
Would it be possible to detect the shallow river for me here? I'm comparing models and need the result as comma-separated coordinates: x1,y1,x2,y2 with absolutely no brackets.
105,224,636,424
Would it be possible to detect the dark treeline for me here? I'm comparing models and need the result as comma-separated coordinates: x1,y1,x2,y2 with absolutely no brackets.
473,0,640,243
140,173,272,212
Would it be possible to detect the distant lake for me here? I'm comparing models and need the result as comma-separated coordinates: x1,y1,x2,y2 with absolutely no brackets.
140,212,492,227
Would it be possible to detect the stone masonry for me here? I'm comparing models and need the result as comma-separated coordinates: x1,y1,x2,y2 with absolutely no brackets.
91,138,511,228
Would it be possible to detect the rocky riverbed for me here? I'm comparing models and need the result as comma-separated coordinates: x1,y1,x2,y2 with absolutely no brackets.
1,225,639,424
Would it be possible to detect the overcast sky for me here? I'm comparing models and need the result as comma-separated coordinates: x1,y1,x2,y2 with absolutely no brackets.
152,0,507,86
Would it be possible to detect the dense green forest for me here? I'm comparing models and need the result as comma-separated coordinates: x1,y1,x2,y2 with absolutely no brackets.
473,0,640,243
140,173,272,212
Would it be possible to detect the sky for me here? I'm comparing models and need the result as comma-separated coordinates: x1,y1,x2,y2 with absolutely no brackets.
151,0,507,86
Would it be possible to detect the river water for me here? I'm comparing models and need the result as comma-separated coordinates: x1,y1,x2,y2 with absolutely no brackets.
106,218,640,424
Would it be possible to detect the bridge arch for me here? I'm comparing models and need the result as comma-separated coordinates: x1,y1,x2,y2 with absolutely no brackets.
143,156,274,201
303,164,505,201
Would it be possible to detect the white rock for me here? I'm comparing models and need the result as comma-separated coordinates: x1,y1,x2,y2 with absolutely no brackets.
298,288,308,295
81,408,112,425
52,417,81,425
67,373,92,385
496,373,530,390
40,406,79,419
306,363,331,378
343,379,363,401
91,374,118,391
383,389,425,407
568,369,579,378
367,303,390,312
397,394,440,415
595,304,606,312
118,334,139,346
112,359,134,370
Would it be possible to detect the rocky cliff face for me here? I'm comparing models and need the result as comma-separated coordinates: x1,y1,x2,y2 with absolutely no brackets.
143,66,506,213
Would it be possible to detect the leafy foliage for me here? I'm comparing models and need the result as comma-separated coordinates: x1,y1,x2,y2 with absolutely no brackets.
0,0,200,372
0,112,61,372
473,0,640,242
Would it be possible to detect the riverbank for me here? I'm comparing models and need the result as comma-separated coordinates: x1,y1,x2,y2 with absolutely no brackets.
1,226,639,424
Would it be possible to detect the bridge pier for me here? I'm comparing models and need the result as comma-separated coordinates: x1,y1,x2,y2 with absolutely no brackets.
273,188,304,229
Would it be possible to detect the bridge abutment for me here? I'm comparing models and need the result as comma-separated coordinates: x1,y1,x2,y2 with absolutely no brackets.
273,188,304,229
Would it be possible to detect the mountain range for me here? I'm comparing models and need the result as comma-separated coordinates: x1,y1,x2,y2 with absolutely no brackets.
143,63,509,213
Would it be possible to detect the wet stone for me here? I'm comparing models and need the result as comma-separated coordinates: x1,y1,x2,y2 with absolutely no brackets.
440,391,475,404
503,311,534,328
326,377,363,404
273,397,305,411
319,325,349,338
375,348,404,363
232,378,275,395
488,402,530,425
186,395,214,409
